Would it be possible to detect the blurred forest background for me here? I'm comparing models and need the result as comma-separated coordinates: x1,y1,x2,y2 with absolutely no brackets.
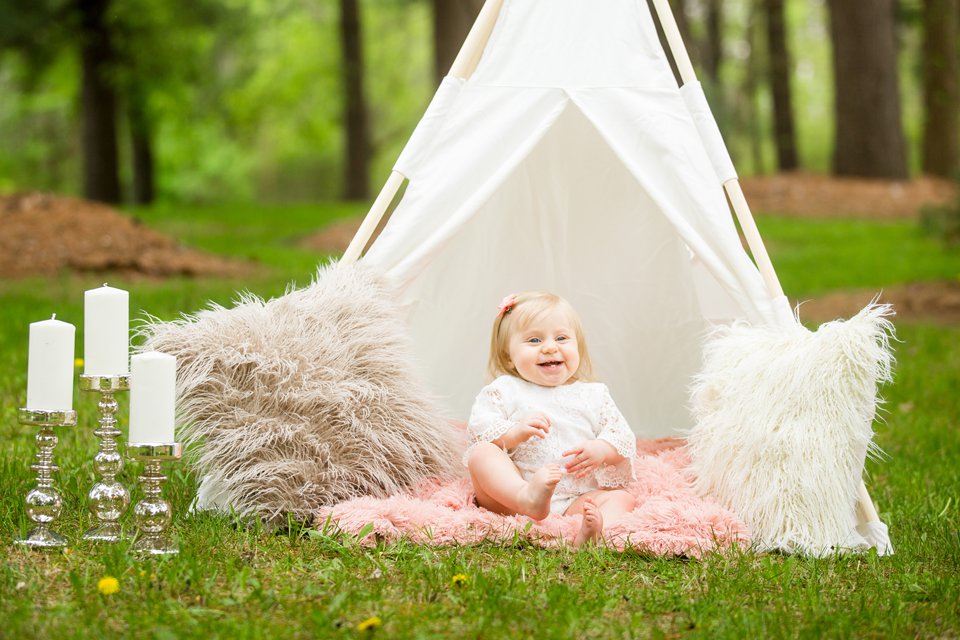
0,0,957,206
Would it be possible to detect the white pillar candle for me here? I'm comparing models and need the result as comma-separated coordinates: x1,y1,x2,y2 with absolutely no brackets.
26,315,76,411
129,352,177,444
84,284,129,375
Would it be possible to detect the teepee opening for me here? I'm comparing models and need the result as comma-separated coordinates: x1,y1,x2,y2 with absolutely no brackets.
397,102,721,435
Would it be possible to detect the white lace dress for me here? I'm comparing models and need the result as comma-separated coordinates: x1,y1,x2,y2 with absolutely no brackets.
465,375,637,515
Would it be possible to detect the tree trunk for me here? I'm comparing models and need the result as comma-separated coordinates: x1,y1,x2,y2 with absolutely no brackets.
129,90,155,205
826,0,908,179
921,0,959,177
765,0,798,171
79,0,121,203
339,0,370,200
745,0,765,174
432,0,483,85
703,0,723,83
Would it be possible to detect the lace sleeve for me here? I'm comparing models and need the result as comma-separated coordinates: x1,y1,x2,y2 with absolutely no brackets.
593,385,637,487
462,382,516,466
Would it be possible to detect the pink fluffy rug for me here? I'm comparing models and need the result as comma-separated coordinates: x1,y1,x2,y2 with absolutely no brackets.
317,439,749,556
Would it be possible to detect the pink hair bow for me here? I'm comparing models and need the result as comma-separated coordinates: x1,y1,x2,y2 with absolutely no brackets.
497,294,517,317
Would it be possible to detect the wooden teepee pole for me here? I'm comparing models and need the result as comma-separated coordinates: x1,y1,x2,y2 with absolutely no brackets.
446,0,506,80
648,0,880,527
649,0,782,299
342,171,405,264
341,0,506,265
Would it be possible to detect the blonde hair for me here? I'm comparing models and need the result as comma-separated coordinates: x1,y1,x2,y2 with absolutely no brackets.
488,291,595,382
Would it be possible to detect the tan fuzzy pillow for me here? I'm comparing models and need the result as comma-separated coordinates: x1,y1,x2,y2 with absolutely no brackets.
138,261,461,525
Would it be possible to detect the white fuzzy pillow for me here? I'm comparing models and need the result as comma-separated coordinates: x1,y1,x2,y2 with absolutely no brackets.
138,262,461,525
686,304,895,555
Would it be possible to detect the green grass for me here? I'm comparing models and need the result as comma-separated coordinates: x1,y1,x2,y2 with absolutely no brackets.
1,205,958,638
130,202,366,279
756,216,960,297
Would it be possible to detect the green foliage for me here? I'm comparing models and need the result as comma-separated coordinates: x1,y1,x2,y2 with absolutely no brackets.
363,0,433,183
0,52,80,193
0,207,958,638
0,0,75,75
0,0,435,203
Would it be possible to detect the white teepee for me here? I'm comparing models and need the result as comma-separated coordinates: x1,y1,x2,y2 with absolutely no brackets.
344,0,891,552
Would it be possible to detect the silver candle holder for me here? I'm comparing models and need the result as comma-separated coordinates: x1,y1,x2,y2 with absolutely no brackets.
127,442,182,556
14,408,78,548
79,374,130,542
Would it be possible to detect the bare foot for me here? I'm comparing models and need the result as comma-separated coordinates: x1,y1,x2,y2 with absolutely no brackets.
516,465,562,520
574,499,603,547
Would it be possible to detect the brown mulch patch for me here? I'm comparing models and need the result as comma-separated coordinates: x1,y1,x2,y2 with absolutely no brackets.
797,281,960,325
0,192,252,279
297,216,363,254
740,172,955,219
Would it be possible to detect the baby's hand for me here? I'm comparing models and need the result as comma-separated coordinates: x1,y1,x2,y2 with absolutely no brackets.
498,412,551,449
562,440,618,479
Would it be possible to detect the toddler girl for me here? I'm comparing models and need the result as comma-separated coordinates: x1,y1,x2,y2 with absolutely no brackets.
465,291,637,546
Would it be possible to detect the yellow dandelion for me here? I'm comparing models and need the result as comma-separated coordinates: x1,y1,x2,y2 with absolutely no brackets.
356,616,382,632
74,358,84,368
97,576,119,596
451,573,468,587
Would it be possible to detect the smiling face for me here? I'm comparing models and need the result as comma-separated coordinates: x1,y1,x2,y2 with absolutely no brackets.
506,306,581,387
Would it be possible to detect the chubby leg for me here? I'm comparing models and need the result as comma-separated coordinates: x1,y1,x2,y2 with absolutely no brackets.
565,489,637,547
467,442,562,520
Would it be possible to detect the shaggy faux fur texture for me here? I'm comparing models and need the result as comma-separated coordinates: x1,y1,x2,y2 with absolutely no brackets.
318,439,750,556
137,261,462,525
687,303,895,556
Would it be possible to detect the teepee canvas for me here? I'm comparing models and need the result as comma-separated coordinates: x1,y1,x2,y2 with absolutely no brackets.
349,0,792,436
